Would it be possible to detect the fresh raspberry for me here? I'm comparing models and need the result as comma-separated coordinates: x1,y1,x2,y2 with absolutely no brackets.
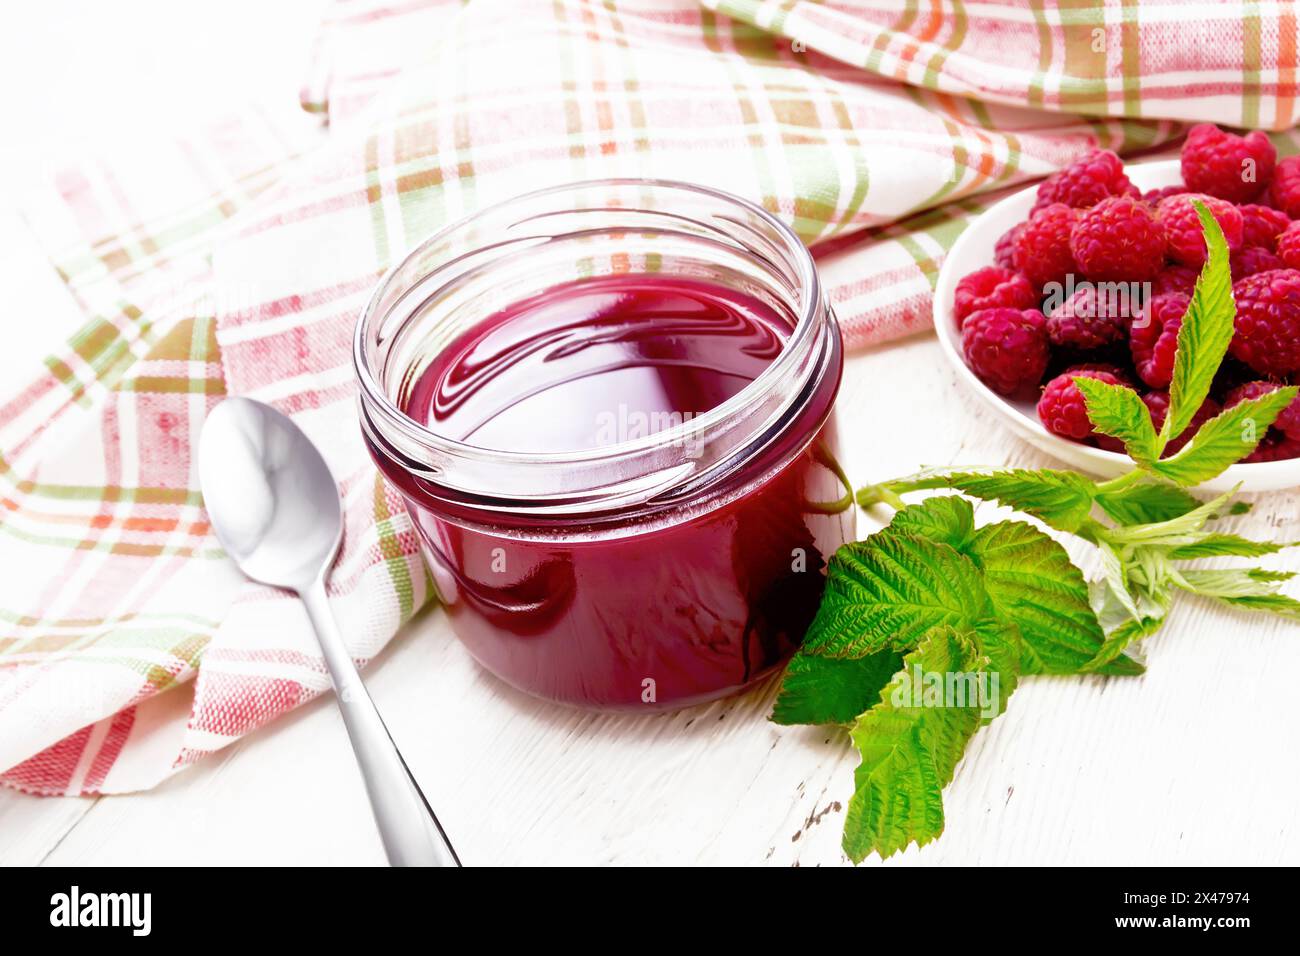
1180,124,1276,203
1069,196,1165,282
1230,269,1300,375
962,308,1050,397
1156,193,1244,266
1034,149,1134,210
1152,264,1199,297
1130,292,1188,388
1142,391,1223,454
1037,369,1126,441
1275,221,1300,269
1013,203,1079,289
953,266,1037,327
1225,380,1300,438
1239,203,1290,250
1140,389,1169,421
1231,245,1285,281
1243,431,1300,462
1091,434,1127,453
1186,404,1231,457
1045,285,1129,348
994,224,1022,269
1142,185,1186,205
1269,155,1300,217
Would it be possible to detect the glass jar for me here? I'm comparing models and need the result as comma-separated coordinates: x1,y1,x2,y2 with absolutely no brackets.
354,180,852,711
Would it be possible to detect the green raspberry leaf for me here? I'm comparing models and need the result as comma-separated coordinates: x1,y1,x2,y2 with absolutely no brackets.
1083,564,1173,672
843,628,989,861
1083,615,1165,672
771,650,904,726
970,617,1022,715
970,520,1141,676
1177,565,1300,620
1151,387,1299,486
862,468,1099,534
1176,567,1296,598
1163,201,1235,444
1105,488,1235,547
881,493,976,543
1209,593,1300,621
800,509,990,659
888,499,1140,676
1096,540,1143,620
1095,479,1202,525
1075,375,1161,464
1169,533,1296,559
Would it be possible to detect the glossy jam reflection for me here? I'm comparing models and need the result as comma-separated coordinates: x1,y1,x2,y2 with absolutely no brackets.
404,276,787,452
384,274,851,711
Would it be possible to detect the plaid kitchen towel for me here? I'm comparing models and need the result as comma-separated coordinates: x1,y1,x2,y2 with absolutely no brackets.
1,0,1295,795
707,0,1300,130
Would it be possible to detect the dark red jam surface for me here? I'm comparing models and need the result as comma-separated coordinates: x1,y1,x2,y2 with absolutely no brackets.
377,274,851,710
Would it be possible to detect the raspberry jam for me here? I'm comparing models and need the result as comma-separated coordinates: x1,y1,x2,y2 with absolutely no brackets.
405,276,785,452
356,181,851,710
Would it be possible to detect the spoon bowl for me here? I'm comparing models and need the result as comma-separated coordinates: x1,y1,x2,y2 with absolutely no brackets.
199,396,459,867
199,397,342,590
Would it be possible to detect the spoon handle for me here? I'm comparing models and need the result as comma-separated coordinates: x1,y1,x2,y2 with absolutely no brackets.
301,580,461,867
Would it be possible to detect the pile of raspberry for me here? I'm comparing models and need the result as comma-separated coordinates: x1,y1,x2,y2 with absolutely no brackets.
954,125,1300,463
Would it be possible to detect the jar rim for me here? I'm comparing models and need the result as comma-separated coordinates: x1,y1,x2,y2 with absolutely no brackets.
353,178,834,510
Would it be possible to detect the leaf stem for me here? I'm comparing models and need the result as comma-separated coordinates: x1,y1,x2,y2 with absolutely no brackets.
857,482,909,511
1094,469,1144,497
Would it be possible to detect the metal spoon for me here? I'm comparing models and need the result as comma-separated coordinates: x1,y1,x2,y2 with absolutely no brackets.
199,396,460,867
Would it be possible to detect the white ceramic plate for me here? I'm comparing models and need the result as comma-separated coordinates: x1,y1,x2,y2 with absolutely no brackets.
933,158,1300,494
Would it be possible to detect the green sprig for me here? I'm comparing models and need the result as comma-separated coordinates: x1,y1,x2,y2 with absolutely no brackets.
778,203,1300,863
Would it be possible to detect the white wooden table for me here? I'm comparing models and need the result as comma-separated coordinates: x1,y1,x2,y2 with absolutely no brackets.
3,1,1298,867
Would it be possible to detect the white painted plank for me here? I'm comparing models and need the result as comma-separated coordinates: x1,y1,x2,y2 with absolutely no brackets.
0,789,96,866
